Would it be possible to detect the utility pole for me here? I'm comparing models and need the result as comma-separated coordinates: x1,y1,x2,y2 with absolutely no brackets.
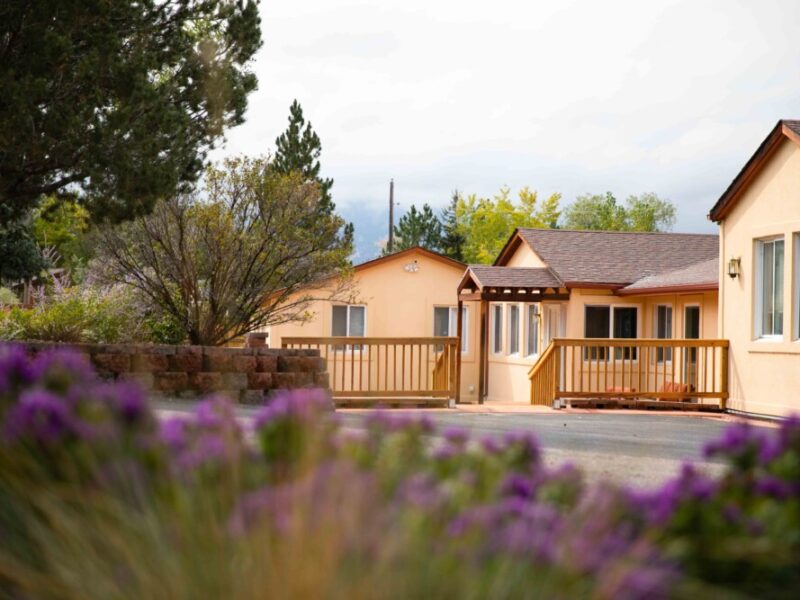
388,178,395,253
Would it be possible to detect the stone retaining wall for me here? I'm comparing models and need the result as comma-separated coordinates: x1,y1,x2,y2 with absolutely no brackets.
19,342,330,404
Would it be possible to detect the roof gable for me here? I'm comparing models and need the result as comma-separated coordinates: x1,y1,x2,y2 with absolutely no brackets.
353,246,465,273
709,119,800,222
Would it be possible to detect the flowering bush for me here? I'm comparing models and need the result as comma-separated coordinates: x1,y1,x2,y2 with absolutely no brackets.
0,343,798,599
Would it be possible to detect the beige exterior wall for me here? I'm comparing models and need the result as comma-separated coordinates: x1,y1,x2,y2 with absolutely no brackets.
268,249,481,402
719,137,800,417
504,242,547,267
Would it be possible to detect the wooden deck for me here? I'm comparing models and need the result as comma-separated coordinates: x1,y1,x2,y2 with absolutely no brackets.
530,338,729,410
282,336,459,408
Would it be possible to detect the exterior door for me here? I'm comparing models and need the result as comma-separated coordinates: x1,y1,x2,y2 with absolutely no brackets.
683,306,700,389
542,304,563,348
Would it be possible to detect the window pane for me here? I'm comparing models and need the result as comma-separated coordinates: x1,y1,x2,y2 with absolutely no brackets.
585,307,610,338
614,307,637,360
655,306,672,362
433,307,450,337
774,240,784,334
762,241,774,335
585,306,610,359
526,305,539,356
332,306,347,336
349,306,365,336
493,305,503,353
613,307,637,338
508,305,520,354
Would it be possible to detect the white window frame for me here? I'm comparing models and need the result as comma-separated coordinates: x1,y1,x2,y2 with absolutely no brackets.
525,303,540,358
654,303,673,363
755,237,785,340
507,303,521,356
583,304,641,362
331,304,367,352
795,234,800,341
491,304,504,355
433,306,469,353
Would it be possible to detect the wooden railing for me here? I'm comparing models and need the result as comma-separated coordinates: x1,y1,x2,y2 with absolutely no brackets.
282,337,459,403
528,341,558,406
529,338,729,408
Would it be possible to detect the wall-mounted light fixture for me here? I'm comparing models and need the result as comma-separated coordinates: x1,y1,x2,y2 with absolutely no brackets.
727,257,741,279
403,260,420,273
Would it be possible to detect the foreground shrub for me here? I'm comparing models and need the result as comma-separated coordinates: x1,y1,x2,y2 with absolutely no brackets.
0,343,798,599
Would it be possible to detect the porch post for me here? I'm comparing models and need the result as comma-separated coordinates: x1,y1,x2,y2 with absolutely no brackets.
478,298,488,404
456,298,463,404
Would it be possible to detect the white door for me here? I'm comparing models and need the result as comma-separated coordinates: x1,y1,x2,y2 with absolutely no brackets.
542,304,564,348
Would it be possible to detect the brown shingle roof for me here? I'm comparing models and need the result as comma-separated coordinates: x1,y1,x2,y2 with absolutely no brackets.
618,257,718,294
514,229,719,287
467,266,561,290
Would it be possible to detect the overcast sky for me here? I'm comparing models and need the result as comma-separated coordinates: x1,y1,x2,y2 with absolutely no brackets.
213,0,800,261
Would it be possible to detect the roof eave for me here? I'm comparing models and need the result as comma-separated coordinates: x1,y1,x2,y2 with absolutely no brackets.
616,283,718,296
709,120,800,222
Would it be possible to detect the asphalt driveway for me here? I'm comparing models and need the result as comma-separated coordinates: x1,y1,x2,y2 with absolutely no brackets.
154,401,768,488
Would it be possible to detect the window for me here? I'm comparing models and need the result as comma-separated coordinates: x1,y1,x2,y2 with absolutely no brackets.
433,306,468,352
332,305,365,350
508,304,520,355
526,304,539,357
756,238,784,338
654,305,673,362
492,304,503,354
584,306,610,360
583,305,638,360
796,234,800,340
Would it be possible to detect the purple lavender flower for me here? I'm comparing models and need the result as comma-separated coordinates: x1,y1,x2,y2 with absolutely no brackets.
254,388,331,431
3,389,73,445
30,349,96,390
160,417,189,451
442,426,469,446
0,344,36,395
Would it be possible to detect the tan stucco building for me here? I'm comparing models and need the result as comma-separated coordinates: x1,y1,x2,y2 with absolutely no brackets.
267,247,480,402
458,229,720,404
710,119,800,418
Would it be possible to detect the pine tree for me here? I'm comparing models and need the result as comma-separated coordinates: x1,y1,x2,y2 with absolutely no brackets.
384,203,443,254
439,190,466,261
272,100,353,245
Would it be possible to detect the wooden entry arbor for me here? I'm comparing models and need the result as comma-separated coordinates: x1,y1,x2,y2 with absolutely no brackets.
457,266,569,404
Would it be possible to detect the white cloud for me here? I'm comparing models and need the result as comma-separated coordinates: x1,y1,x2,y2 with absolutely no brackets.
213,0,800,254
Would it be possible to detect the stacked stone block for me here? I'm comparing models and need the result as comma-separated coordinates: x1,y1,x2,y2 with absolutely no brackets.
19,342,329,404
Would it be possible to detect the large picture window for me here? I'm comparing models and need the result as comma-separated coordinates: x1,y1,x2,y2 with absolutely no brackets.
584,305,638,360
491,304,503,354
756,238,784,338
526,304,539,357
433,306,468,352
508,304,520,355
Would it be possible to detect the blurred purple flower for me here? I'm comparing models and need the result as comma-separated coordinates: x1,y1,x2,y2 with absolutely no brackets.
442,426,469,446
160,417,189,451
254,388,331,431
3,389,73,445
0,344,36,394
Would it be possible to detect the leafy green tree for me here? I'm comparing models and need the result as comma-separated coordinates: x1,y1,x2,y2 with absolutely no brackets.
271,100,353,243
0,0,262,223
0,217,47,284
93,157,354,346
624,193,677,232
32,197,92,276
561,192,677,232
561,192,627,231
384,203,443,254
455,186,562,264
440,191,467,261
